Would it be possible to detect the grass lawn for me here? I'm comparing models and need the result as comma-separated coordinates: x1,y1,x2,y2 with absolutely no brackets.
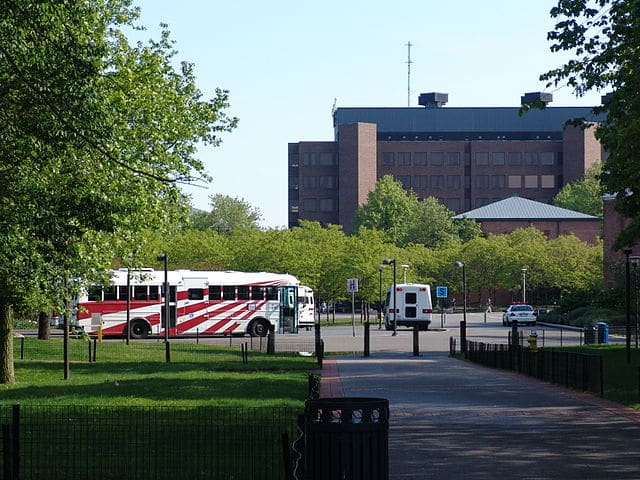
571,344,640,408
1,338,317,407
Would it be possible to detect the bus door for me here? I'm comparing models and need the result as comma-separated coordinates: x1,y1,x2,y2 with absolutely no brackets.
279,286,298,334
160,285,177,332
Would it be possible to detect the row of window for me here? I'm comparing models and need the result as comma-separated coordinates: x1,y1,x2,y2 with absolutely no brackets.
301,152,336,167
382,151,559,167
396,174,557,190
289,175,337,190
300,198,334,213
88,285,279,302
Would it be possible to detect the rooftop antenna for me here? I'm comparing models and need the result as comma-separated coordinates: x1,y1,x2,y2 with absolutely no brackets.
406,41,413,107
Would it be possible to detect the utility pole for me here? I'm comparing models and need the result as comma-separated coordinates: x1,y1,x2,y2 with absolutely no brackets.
406,41,413,107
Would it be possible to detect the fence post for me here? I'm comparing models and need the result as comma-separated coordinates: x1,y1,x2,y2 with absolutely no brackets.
364,320,370,358
413,325,419,357
20,336,24,361
165,341,171,363
12,404,19,480
93,338,97,362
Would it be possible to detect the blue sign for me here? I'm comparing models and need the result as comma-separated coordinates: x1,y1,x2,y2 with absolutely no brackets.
436,286,448,298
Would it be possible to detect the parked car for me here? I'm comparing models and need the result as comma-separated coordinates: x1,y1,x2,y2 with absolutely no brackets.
502,304,537,326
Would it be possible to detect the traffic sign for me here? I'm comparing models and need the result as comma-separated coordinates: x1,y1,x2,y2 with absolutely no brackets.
347,278,359,293
436,286,448,298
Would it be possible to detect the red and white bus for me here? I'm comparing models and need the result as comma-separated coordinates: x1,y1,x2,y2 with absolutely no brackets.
76,269,315,338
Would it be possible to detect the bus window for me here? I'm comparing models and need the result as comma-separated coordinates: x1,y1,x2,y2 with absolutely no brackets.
237,286,250,300
223,285,236,300
118,286,129,301
265,287,278,300
103,286,116,301
405,292,417,304
88,286,102,302
208,286,222,301
133,286,147,301
251,286,264,300
149,285,159,301
188,288,204,300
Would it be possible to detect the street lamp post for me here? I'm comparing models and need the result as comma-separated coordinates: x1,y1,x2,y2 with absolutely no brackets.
383,259,397,336
521,268,528,304
401,264,410,284
157,254,170,345
625,249,632,363
378,265,383,329
454,261,467,354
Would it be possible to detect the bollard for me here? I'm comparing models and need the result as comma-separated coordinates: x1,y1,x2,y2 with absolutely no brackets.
413,325,419,356
97,324,103,343
196,328,199,345
165,341,171,363
460,320,467,355
267,329,275,355
364,320,370,357
20,337,24,361
93,338,97,362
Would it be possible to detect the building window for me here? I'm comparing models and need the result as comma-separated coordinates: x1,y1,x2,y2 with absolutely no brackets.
382,152,394,166
431,175,444,189
492,175,505,188
414,175,428,189
447,152,461,167
397,152,411,166
541,175,555,188
446,175,461,189
525,152,538,165
431,152,444,166
319,176,334,189
319,198,334,212
508,152,522,166
303,176,317,188
508,175,522,188
444,198,461,211
396,175,411,189
302,152,317,167
541,152,555,165
475,175,490,189
525,175,538,188
491,152,505,166
414,152,428,166
475,152,489,166
302,198,317,212
319,152,334,166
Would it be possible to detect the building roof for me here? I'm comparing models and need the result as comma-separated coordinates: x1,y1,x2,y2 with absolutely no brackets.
452,196,602,221
333,106,601,136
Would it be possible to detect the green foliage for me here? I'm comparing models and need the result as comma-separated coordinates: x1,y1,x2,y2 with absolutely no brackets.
541,1,640,248
190,194,262,232
553,162,603,216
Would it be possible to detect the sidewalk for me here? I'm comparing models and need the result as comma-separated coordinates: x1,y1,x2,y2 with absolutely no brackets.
319,351,640,479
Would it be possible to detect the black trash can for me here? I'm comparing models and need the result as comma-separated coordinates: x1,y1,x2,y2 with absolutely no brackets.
584,325,597,345
304,397,389,480
596,322,609,344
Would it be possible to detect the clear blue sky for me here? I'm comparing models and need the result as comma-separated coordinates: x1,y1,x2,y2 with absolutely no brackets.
131,0,603,228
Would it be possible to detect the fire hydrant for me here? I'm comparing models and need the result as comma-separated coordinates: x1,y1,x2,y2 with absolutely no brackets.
527,330,538,352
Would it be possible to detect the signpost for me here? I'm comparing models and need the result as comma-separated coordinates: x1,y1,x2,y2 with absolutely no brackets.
347,278,358,337
436,286,448,328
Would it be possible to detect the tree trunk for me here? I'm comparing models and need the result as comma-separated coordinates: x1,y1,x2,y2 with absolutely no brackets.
38,311,50,339
0,303,16,384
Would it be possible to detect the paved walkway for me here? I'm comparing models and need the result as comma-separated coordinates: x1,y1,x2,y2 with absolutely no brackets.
319,352,640,479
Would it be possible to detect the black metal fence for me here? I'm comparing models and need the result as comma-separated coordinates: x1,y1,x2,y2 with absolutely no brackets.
13,336,317,363
466,341,604,397
1,404,299,480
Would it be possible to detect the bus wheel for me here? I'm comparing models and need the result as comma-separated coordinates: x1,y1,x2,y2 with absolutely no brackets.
250,319,269,337
130,320,150,339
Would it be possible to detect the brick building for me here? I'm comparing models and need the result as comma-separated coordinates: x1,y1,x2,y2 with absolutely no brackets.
453,196,601,245
288,92,604,231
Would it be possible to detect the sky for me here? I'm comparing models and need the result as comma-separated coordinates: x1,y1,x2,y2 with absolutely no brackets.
131,0,603,228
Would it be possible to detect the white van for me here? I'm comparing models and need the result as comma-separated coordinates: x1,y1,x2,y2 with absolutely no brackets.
384,283,433,330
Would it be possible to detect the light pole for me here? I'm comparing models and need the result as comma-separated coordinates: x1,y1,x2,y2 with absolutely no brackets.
383,259,397,336
401,264,410,284
625,249,632,363
454,261,467,354
157,253,169,345
521,268,528,304
378,265,384,329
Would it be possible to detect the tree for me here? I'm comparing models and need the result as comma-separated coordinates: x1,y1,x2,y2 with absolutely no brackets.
540,0,640,248
0,1,236,383
404,197,459,247
353,175,416,245
553,162,603,216
191,194,262,232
